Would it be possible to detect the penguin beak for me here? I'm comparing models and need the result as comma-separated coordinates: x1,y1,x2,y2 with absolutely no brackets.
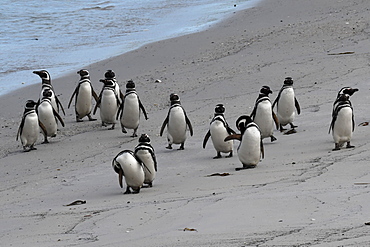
118,169,123,188
33,71,40,75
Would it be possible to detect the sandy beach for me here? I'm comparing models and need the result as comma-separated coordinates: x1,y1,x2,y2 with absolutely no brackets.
1,0,370,246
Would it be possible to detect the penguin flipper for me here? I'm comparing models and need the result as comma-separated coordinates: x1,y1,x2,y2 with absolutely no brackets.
53,109,65,127
185,114,193,136
116,102,123,120
139,99,148,120
55,95,66,115
203,130,211,148
67,87,78,109
295,98,301,115
260,140,265,159
92,87,99,103
224,134,242,142
352,113,355,132
38,120,48,136
272,111,279,129
16,117,25,141
118,168,124,188
159,116,169,136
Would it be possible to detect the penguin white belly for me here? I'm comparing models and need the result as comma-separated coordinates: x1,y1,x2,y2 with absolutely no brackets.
210,121,233,153
120,94,140,129
167,107,187,144
21,113,39,147
100,90,118,124
75,83,92,118
254,101,274,138
38,102,58,137
116,152,145,189
333,107,353,144
238,127,261,166
135,149,156,184
277,89,295,126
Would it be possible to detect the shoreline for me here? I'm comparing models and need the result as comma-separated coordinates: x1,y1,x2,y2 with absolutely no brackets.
2,0,370,246
0,0,260,97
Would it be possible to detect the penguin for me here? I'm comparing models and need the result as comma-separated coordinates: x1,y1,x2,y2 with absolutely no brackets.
332,87,358,116
33,70,65,115
160,93,193,150
117,80,148,137
251,86,279,142
203,104,236,159
272,77,300,132
68,69,99,122
37,89,65,143
329,94,355,151
134,134,157,187
16,100,47,152
93,70,123,129
112,150,145,194
224,115,264,170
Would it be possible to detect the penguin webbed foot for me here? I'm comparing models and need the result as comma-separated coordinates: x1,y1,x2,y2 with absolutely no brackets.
165,144,172,149
235,164,256,171
270,135,277,142
131,129,138,137
124,188,132,194
213,152,222,159
226,151,233,158
121,127,127,133
109,124,115,130
76,116,83,122
346,142,355,149
42,138,49,144
87,114,97,121
332,143,340,151
279,124,287,132
178,143,185,150
289,123,298,129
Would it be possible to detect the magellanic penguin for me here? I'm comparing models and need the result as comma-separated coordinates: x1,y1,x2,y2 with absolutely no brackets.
272,77,300,132
329,94,355,151
68,69,99,122
203,104,236,159
16,100,47,152
224,115,264,171
37,89,65,143
160,93,193,150
251,86,279,142
332,87,358,116
112,150,145,194
33,70,65,115
134,134,157,187
117,80,148,137
93,70,123,129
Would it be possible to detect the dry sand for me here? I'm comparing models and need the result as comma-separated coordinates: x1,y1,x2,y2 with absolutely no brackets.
1,0,370,246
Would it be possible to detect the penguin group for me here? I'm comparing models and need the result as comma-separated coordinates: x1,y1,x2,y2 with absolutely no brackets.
16,70,359,193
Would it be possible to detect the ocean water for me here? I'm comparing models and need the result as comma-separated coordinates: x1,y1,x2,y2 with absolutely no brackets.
0,0,259,95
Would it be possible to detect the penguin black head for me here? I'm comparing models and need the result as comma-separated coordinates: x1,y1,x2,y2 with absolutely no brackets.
104,70,115,79
215,104,225,114
283,77,293,85
260,86,272,95
42,89,53,98
139,133,151,143
126,80,135,89
338,87,358,97
170,93,180,104
33,70,51,83
77,69,89,78
236,115,253,133
25,100,37,110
